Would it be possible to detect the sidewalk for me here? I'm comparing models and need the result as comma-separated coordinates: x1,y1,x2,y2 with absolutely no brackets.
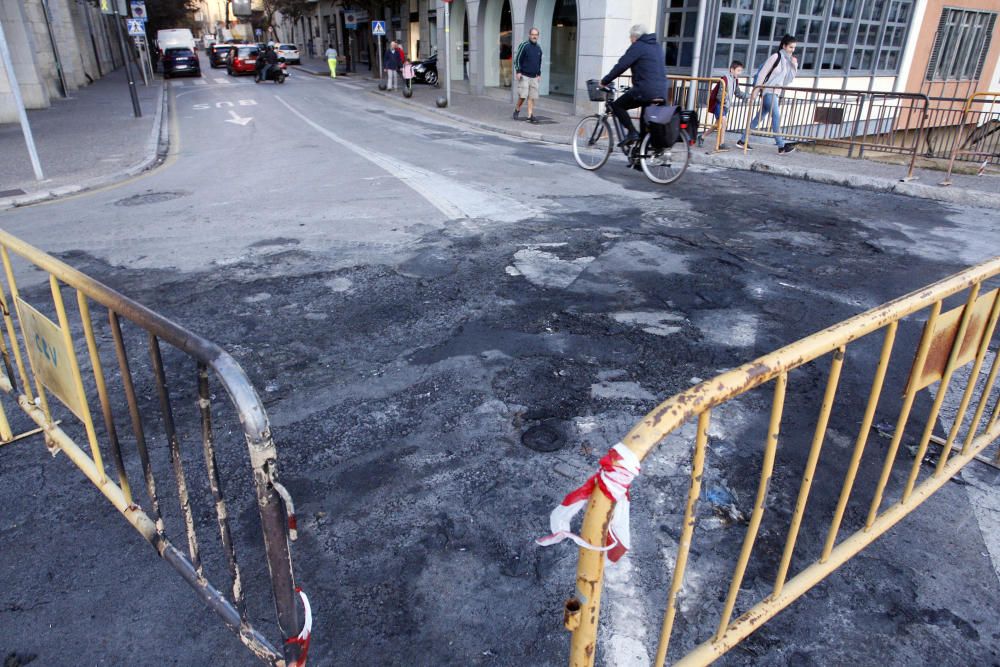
304,62,1000,209
0,67,166,210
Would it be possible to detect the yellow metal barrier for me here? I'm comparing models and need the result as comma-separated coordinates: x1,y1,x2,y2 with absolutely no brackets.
0,229,307,665
664,75,728,152
559,257,1000,666
941,92,1000,185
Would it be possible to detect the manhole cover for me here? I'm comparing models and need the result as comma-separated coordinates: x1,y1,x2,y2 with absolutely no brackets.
521,419,565,452
113,191,188,206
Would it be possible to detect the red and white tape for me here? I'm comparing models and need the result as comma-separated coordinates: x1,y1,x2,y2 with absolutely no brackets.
287,587,312,667
536,443,641,563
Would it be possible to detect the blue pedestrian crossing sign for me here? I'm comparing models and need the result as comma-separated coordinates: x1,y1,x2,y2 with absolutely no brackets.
127,18,145,36
372,20,386,36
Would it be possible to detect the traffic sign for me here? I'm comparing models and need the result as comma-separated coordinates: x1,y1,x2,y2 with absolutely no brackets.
372,21,386,36
127,18,145,36
130,0,146,18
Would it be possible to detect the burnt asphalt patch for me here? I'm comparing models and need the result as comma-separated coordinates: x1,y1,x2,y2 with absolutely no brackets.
1,169,998,666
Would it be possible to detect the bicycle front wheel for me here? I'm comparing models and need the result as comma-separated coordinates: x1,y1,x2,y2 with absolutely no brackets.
639,130,691,185
572,115,612,171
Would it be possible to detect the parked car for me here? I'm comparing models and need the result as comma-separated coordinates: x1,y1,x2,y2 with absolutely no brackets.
208,43,233,68
274,43,300,64
161,47,201,78
226,44,259,76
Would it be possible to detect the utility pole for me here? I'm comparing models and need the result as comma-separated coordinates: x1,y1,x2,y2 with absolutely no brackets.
0,20,44,180
111,1,141,117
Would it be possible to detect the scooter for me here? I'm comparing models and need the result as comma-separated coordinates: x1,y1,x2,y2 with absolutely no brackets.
256,61,288,84
411,53,438,86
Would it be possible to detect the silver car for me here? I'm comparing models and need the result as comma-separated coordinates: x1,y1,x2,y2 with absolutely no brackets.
275,43,300,65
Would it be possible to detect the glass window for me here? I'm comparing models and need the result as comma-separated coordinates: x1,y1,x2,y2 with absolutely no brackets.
667,13,682,37
681,42,694,67
662,8,700,72
719,12,735,38
758,16,773,39
736,14,752,38
714,43,731,68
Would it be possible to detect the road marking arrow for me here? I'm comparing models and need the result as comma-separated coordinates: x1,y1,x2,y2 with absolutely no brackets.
224,110,253,126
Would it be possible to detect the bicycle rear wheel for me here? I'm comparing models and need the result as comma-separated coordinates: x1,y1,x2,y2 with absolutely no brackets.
639,130,691,184
572,115,612,170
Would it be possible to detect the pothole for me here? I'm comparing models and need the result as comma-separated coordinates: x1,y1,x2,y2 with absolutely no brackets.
113,191,189,206
521,419,566,452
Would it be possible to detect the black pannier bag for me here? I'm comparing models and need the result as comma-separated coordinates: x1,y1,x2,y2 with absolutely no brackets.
644,104,681,149
679,109,699,145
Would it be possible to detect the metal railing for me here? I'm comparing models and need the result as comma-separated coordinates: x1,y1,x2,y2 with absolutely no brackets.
664,75,728,151
739,84,930,179
556,257,1000,666
941,92,1000,185
0,228,307,665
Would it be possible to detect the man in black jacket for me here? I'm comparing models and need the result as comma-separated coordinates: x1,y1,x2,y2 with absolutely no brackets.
600,25,668,145
513,28,542,123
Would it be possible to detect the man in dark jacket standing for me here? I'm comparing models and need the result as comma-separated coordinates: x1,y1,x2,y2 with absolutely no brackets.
600,25,668,145
384,41,401,90
513,27,542,123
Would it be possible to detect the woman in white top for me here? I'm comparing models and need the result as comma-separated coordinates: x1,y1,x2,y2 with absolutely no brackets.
740,34,798,154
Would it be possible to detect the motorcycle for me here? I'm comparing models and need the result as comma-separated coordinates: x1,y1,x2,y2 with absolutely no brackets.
411,53,438,86
256,61,288,84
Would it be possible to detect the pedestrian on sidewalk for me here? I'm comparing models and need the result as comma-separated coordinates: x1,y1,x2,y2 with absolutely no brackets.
513,28,542,124
705,60,748,150
384,40,401,90
325,45,338,78
740,34,798,154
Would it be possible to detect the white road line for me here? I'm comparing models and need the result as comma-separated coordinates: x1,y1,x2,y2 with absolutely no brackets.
274,95,537,222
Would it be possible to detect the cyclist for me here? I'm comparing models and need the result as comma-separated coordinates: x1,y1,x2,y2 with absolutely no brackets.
599,24,667,146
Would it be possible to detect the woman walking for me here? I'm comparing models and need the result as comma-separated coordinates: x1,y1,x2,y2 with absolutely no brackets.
739,34,799,154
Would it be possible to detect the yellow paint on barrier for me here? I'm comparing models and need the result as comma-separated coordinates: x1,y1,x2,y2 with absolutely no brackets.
15,297,86,420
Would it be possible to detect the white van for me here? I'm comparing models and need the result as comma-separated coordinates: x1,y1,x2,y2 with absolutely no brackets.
156,28,195,54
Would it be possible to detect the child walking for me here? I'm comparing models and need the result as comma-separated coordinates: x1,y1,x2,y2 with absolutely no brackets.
704,60,748,151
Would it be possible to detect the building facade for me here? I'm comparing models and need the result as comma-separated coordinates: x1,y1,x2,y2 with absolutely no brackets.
1,0,122,122
287,0,998,114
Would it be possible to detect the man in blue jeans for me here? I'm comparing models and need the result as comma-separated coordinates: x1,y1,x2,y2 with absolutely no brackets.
739,34,799,154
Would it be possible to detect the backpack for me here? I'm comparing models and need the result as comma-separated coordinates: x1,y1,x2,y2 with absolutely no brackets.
709,79,725,110
754,52,781,86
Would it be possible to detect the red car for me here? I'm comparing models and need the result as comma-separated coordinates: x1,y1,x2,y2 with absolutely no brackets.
226,45,259,76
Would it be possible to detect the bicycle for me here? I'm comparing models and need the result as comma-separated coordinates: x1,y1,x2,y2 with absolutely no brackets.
572,81,691,185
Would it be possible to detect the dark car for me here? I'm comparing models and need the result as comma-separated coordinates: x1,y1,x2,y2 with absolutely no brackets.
226,45,259,76
208,44,233,68
161,47,201,79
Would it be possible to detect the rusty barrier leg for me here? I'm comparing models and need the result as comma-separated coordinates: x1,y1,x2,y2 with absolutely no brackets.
0,228,306,665
555,256,1000,667
941,92,1000,186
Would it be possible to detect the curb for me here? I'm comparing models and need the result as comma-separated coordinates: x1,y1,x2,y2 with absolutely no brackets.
0,82,170,212
694,152,1000,209
366,85,1000,209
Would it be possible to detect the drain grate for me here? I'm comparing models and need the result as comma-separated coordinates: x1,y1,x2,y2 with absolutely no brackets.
0,189,26,198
